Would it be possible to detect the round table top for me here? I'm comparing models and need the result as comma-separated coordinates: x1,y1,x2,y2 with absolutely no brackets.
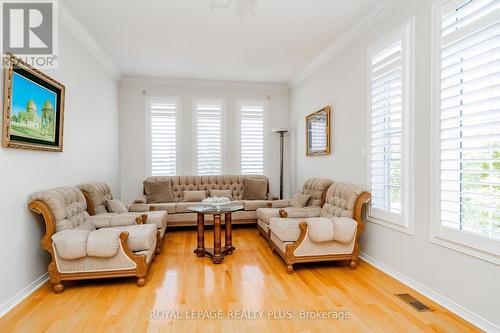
188,204,244,214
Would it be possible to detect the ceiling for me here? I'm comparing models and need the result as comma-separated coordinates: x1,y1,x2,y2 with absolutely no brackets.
64,0,379,83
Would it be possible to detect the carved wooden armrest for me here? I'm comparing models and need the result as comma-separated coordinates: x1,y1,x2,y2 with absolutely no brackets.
149,206,156,211
279,209,288,218
141,214,148,224
266,202,273,208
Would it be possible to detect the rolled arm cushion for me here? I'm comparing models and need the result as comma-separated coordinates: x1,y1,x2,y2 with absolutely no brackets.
128,203,150,212
52,230,91,260
269,218,303,242
282,207,322,218
113,224,157,252
307,217,358,243
88,213,140,228
86,228,122,257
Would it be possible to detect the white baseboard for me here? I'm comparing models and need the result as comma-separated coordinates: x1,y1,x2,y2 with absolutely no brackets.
0,273,48,318
360,253,499,333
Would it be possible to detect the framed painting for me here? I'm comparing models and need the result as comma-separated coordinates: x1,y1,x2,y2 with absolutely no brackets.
306,106,330,156
2,54,65,152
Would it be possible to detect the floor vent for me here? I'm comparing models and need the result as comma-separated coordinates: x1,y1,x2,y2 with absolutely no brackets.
395,294,432,312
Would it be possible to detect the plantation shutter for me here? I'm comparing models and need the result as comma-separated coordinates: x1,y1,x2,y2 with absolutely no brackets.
149,99,177,176
369,38,404,223
195,100,223,175
239,101,265,175
438,0,500,239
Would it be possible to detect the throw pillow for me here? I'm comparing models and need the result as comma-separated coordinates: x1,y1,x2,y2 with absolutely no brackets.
183,190,207,202
209,189,233,200
105,199,128,213
290,193,312,208
144,181,175,203
242,177,267,200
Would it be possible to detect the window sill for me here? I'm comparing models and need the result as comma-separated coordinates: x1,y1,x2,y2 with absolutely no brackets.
367,216,414,236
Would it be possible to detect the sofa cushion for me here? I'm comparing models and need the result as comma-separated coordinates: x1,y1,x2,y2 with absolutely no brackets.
331,217,358,243
301,178,333,206
209,189,233,199
144,180,174,203
320,182,363,218
147,203,176,214
243,200,269,211
175,202,199,213
88,213,139,228
290,193,312,208
113,224,157,252
256,208,280,224
128,203,150,212
78,182,113,214
105,199,128,213
269,218,302,242
183,190,207,202
52,230,91,259
242,177,268,200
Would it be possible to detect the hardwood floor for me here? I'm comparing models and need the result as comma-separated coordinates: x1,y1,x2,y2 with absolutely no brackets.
0,227,480,333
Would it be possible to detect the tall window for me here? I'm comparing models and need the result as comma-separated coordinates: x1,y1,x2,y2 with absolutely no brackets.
194,99,223,175
368,21,413,231
239,100,266,175
147,97,178,176
433,0,500,259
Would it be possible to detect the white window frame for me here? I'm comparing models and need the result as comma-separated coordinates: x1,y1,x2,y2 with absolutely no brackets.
236,99,269,175
145,96,181,177
430,0,500,265
366,19,415,235
193,98,225,175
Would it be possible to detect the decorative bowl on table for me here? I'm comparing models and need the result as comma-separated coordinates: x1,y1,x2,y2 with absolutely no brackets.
201,197,231,210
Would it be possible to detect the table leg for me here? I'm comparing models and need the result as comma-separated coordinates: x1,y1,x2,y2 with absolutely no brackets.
195,213,205,256
213,214,223,264
225,212,234,254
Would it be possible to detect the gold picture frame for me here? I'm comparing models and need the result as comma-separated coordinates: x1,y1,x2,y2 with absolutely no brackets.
306,106,330,156
2,54,65,152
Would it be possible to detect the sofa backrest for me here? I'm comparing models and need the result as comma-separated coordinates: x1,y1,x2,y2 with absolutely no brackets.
78,182,113,215
301,178,333,207
28,187,95,232
144,175,269,202
320,182,364,219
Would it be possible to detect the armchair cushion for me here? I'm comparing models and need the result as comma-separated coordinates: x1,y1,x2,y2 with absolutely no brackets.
133,196,147,204
290,193,312,208
268,199,290,208
88,213,139,228
283,207,322,218
269,218,302,242
244,200,270,211
330,217,358,243
86,228,121,257
242,177,267,200
52,230,91,260
105,199,128,213
256,208,280,224
113,224,157,252
78,182,113,214
306,218,334,243
128,203,150,212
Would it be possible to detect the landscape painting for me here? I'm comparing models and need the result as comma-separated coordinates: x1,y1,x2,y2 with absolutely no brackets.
3,54,65,151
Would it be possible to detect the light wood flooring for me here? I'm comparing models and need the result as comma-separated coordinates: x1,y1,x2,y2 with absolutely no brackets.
0,227,480,332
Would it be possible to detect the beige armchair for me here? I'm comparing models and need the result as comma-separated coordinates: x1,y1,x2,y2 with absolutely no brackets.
256,178,333,239
268,182,371,273
78,182,167,254
28,187,158,293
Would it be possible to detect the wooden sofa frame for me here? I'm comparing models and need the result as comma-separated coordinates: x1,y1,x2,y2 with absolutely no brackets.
80,190,163,255
270,191,371,273
29,200,155,293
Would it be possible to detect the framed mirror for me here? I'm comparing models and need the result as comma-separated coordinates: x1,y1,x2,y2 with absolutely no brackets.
306,106,330,156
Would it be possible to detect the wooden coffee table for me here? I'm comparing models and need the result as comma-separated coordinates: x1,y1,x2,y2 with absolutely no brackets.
188,204,244,264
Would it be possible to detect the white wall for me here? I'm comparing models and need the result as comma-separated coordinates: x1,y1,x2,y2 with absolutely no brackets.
0,28,120,312
119,79,290,203
290,0,499,329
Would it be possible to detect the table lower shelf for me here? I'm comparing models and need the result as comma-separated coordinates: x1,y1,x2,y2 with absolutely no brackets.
194,246,235,264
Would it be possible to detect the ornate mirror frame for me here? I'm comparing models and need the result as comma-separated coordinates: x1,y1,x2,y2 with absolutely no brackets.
306,106,330,156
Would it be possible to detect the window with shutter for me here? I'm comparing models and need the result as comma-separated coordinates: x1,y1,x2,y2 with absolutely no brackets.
238,100,266,175
368,21,414,231
147,97,178,176
194,99,223,175
432,0,500,261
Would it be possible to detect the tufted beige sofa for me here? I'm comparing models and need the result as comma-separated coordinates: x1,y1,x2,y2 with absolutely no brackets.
79,182,167,253
28,187,158,293
256,178,333,238
268,182,371,274
128,175,280,227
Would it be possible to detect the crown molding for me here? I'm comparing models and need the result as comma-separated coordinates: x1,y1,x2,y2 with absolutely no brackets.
121,76,289,92
58,1,122,80
287,0,405,89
